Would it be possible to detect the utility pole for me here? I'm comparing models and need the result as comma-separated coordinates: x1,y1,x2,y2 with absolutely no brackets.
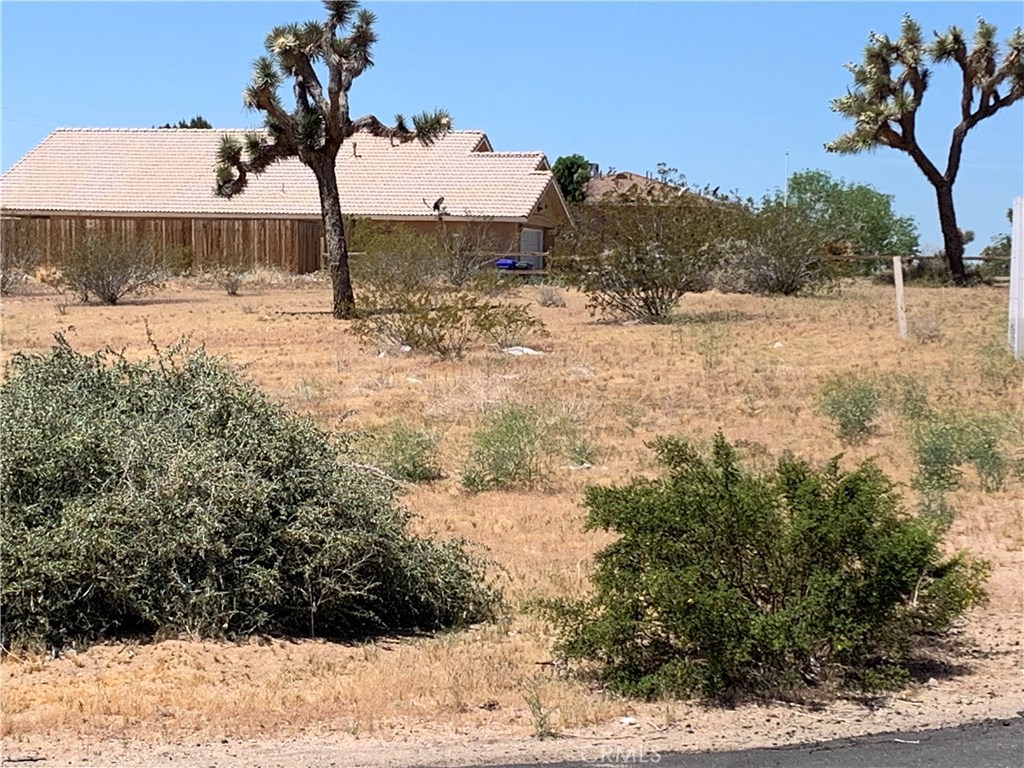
784,150,790,207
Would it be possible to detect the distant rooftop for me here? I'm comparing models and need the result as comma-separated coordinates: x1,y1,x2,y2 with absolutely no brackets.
1,128,557,221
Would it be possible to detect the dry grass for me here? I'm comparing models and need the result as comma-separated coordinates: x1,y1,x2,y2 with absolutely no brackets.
1,277,1021,747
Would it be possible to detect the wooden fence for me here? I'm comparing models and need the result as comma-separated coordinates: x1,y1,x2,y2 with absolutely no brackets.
1,215,323,274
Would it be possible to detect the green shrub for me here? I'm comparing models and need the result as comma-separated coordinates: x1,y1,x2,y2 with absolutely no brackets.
355,422,443,483
354,291,477,358
543,435,987,701
351,291,546,359
461,404,550,492
911,411,1008,494
880,373,931,422
817,375,881,444
350,222,542,357
163,245,196,276
552,189,739,322
55,232,164,304
351,219,508,294
460,404,591,492
715,198,837,296
0,336,496,648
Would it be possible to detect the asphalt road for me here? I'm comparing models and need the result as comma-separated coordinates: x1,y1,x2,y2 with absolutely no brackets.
473,716,1023,768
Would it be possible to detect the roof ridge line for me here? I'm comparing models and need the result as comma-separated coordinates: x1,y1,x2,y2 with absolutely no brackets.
1,128,64,178
49,127,489,135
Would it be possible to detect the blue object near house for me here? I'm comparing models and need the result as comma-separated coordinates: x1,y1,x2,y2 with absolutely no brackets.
495,258,532,270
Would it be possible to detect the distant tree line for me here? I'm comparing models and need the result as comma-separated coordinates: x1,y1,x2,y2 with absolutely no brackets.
158,115,213,129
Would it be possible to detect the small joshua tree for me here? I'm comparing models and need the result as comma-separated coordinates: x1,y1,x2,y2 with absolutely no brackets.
214,1,451,318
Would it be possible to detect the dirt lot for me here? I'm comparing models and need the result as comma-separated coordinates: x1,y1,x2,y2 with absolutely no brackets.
1,276,1021,766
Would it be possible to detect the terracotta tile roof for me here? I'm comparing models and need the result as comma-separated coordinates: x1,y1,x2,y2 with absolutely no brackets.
585,171,683,201
1,128,557,221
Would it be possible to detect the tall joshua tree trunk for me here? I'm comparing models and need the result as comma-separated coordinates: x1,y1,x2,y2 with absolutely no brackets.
311,155,355,318
935,183,967,284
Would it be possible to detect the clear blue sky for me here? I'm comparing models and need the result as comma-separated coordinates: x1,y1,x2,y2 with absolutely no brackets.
2,2,1022,251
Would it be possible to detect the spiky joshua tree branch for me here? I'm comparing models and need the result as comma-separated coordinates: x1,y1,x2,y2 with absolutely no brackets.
214,0,452,318
826,14,1024,284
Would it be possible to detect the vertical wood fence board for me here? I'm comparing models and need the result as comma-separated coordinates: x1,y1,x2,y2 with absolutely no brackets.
7,214,430,276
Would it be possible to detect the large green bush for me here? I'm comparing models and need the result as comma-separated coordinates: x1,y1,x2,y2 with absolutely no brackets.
552,187,740,322
544,435,987,701
0,337,496,648
713,199,837,296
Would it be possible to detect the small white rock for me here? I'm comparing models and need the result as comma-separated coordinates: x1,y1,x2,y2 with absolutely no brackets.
503,346,544,356
619,716,638,726
773,341,784,349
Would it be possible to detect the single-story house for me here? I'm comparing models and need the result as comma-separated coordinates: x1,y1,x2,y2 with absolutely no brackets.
0,128,570,273
584,169,687,202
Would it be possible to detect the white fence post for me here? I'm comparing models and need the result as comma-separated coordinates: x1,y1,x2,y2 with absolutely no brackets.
892,256,907,339
1009,196,1024,359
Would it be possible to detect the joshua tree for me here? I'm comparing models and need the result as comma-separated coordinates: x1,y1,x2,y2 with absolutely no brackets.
827,15,1023,284
215,0,451,318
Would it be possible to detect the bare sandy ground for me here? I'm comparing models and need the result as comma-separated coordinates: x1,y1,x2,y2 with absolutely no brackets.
2,280,1021,767
3,610,1020,768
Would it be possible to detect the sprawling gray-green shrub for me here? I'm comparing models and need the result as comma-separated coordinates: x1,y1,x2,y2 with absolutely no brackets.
1,336,496,648
544,435,987,701
55,232,165,304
